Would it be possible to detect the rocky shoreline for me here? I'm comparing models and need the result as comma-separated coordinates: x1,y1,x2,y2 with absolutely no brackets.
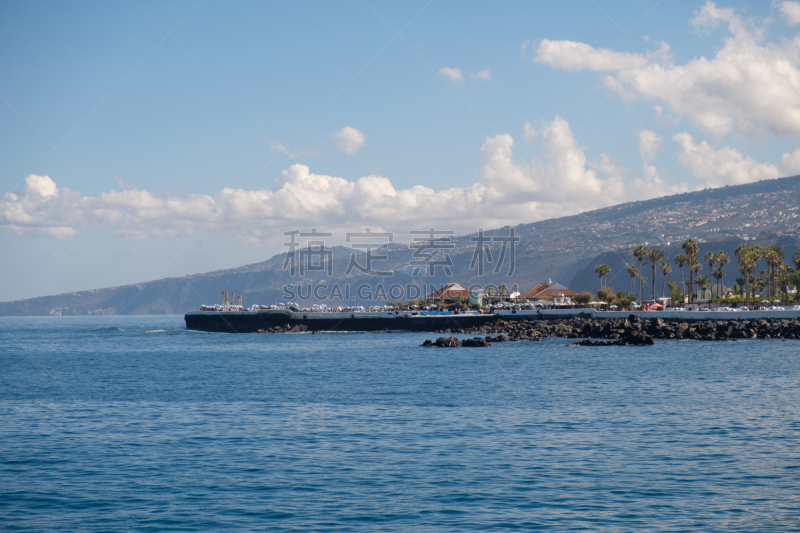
257,316,800,345
422,315,800,346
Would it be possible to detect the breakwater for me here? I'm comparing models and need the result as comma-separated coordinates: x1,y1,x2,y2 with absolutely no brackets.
444,315,800,342
185,310,495,333
186,309,800,340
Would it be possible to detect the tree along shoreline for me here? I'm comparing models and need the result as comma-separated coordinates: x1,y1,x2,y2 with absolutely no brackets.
591,239,800,310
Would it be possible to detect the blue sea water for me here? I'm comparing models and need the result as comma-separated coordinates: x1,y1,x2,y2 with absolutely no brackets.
1,316,800,531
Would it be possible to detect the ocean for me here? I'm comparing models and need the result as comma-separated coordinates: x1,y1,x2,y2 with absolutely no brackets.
1,315,799,531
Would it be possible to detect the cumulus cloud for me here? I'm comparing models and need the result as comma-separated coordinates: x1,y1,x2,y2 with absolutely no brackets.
590,154,627,177
639,129,663,159
673,132,800,186
470,69,492,81
534,1,800,139
438,67,463,83
114,176,135,190
23,174,58,197
534,39,652,71
332,126,365,155
780,1,800,26
629,163,689,199
691,1,750,37
523,121,537,142
1,119,692,242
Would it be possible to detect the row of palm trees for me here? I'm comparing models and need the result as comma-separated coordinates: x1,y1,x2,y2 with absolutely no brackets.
594,240,800,306
733,244,800,307
670,240,733,304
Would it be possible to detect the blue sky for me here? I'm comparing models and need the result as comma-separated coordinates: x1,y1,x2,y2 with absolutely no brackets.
2,0,800,301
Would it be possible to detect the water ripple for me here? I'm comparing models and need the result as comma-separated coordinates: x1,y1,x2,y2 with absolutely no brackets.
1,315,800,531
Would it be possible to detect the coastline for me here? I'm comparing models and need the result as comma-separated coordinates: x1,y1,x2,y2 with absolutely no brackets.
185,308,800,340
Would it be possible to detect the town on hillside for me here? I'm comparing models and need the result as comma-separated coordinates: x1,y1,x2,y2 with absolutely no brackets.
419,239,800,313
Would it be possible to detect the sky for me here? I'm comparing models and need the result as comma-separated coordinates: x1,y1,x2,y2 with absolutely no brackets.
2,0,800,301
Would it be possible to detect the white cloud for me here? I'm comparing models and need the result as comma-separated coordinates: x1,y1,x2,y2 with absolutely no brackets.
673,132,800,186
523,121,536,142
534,1,800,139
521,39,530,58
332,126,365,155
638,129,663,159
691,1,750,38
534,39,651,72
268,139,323,158
1,119,692,242
114,176,135,190
779,1,800,26
470,69,492,81
590,153,627,177
23,174,58,198
438,67,463,83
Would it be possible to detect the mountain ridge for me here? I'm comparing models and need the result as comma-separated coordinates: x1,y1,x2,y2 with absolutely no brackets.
3,175,799,315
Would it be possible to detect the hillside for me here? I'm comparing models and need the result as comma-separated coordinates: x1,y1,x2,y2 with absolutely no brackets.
2,175,800,315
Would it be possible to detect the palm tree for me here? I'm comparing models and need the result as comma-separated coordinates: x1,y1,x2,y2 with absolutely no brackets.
777,263,791,305
792,271,800,304
716,251,730,297
633,245,647,302
712,265,725,298
750,245,764,281
627,265,639,296
498,284,507,301
734,243,749,263
674,253,688,296
659,261,672,298
794,250,800,270
688,256,702,302
735,244,753,308
754,273,768,300
594,264,611,288
645,248,665,301
735,274,746,293
764,245,784,299
594,264,603,288
602,264,611,287
697,275,711,299
681,239,699,303
638,276,648,305
667,280,679,304
703,250,716,286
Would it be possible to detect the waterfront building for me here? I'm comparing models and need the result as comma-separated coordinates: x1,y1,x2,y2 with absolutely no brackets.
520,281,578,304
424,283,470,303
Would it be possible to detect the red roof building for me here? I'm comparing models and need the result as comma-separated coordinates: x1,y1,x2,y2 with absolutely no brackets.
424,283,470,302
520,281,578,301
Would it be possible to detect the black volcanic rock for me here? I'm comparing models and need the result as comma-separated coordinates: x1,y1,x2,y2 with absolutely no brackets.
455,316,800,343
421,337,462,348
462,337,492,347
421,336,492,347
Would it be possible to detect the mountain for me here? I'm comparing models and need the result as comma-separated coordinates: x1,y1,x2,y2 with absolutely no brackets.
2,175,800,315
